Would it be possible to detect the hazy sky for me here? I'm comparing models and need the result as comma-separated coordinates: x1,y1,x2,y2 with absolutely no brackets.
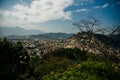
0,0,120,33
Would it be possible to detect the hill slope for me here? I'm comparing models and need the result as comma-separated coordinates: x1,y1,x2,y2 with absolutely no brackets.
70,32,120,48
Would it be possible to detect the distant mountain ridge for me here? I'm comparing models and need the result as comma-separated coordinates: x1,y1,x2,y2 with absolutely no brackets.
3,33,74,40
0,27,44,36
29,33,74,39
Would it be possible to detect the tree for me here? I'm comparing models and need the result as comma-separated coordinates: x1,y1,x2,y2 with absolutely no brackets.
73,17,104,50
73,17,120,62
73,16,106,43
107,25,120,47
73,16,103,33
73,17,105,44
0,38,30,80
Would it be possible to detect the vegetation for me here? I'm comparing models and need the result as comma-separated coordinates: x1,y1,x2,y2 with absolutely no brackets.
0,38,120,80
41,49,120,80
27,48,88,79
42,61,120,80
0,38,30,80
43,48,87,62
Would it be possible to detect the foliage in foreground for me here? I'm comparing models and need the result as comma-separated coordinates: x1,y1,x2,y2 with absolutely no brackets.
0,38,120,80
28,48,120,80
28,48,88,79
0,38,30,80
42,61,120,80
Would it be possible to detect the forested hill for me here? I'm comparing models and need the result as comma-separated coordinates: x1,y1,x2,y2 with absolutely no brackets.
70,32,120,48
94,33,120,48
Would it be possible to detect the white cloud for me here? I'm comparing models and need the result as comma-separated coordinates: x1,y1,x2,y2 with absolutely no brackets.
102,3,109,8
93,3,109,9
74,0,93,6
0,0,73,29
93,5,102,9
76,9,88,12
19,0,28,6
78,0,93,3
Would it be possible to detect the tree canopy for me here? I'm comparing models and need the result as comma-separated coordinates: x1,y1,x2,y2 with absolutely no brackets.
0,38,30,80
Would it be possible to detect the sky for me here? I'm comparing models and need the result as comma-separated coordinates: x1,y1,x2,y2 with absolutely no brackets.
0,0,120,33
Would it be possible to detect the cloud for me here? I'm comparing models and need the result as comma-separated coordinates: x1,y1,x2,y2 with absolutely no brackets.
93,3,109,9
19,0,28,6
74,0,93,6
93,6,101,9
0,0,73,29
78,0,93,3
117,1,120,5
76,9,88,12
102,3,109,8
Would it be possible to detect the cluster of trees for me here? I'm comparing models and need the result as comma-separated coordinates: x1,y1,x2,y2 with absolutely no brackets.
0,38,30,80
42,61,119,80
27,47,89,79
41,47,120,80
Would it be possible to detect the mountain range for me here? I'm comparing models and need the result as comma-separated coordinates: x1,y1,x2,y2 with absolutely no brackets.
0,27,74,40
29,33,74,39
1,33,74,40
0,27,44,36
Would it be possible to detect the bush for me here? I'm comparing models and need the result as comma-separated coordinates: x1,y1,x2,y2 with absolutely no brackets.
43,48,88,62
42,61,120,80
0,38,30,80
